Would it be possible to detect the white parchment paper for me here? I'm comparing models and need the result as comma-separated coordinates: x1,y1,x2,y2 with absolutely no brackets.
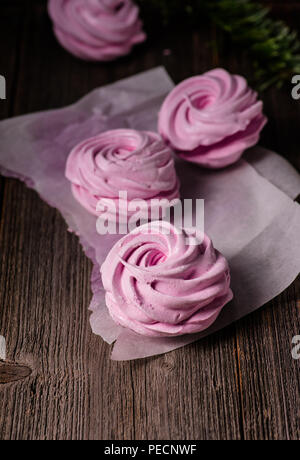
0,67,299,360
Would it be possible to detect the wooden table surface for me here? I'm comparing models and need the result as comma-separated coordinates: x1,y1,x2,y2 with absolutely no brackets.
0,0,299,441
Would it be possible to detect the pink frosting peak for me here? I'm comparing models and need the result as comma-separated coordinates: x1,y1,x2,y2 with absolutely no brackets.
101,222,233,337
65,129,180,222
158,68,267,168
48,0,146,61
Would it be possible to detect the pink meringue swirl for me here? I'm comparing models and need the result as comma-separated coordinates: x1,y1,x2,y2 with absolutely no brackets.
101,222,233,337
65,130,180,221
48,0,146,61
158,68,267,168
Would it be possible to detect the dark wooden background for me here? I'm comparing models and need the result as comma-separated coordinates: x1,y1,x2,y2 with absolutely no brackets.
0,0,299,440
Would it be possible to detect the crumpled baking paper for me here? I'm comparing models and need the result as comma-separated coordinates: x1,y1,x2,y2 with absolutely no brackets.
0,67,299,360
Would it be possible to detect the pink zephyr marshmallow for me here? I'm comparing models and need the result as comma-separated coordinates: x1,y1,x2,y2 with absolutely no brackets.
65,129,180,222
158,68,267,169
48,0,146,61
101,221,233,337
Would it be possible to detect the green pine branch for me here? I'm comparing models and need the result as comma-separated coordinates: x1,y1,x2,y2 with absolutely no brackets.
136,0,300,91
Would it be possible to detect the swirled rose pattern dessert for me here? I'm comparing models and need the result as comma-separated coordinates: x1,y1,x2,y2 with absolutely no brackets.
158,68,267,168
48,0,146,61
65,130,180,222
101,222,233,337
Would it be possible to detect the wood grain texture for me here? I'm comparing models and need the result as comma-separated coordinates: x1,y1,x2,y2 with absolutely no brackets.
0,0,299,440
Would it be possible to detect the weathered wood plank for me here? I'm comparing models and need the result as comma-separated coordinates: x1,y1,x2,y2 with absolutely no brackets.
0,2,24,216
236,279,300,440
